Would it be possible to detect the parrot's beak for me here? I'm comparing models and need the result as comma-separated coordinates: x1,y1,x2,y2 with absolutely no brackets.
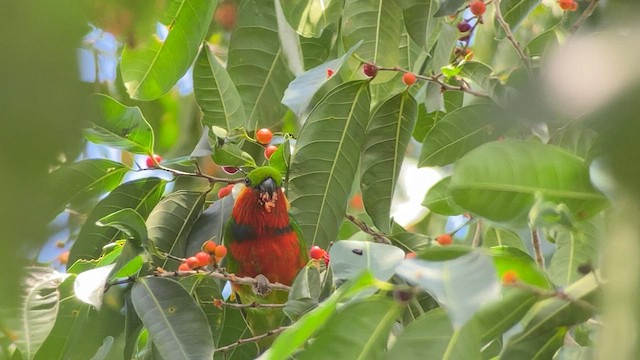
257,177,278,213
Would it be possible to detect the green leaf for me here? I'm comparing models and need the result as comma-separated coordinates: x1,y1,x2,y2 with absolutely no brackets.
73,264,115,310
264,272,377,359
473,289,541,344
482,226,526,251
361,91,417,233
69,178,166,265
85,94,154,155
46,159,129,216
97,208,148,248
131,277,214,360
329,240,406,283
395,250,501,328
448,140,609,224
422,176,464,216
121,0,218,100
489,246,552,289
554,346,595,360
88,336,114,360
269,139,291,181
502,328,567,360
526,28,559,58
460,61,513,106
403,0,443,50
434,0,466,17
289,81,371,248
214,307,258,359
419,104,508,167
342,0,403,68
497,0,541,36
299,28,334,69
284,265,321,321
298,298,401,360
212,143,257,168
282,42,361,116
428,23,458,73
550,124,600,161
413,108,444,142
547,217,601,287
147,190,208,269
227,0,292,131
279,0,343,38
193,45,245,131
185,196,234,257
1,268,67,360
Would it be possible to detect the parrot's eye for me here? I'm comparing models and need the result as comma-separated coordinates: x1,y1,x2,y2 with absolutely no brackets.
244,178,251,186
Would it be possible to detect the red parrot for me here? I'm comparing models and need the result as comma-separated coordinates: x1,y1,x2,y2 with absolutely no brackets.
223,166,308,348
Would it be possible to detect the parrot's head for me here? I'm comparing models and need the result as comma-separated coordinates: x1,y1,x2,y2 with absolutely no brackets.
243,166,284,213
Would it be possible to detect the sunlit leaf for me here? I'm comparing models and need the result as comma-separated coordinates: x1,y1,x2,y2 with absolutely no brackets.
73,264,115,310
279,0,343,38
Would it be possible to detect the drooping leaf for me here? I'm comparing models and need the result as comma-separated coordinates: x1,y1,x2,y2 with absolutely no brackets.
279,0,343,38
448,140,609,223
526,27,559,58
131,277,214,360
422,176,464,216
147,190,208,269
460,61,513,106
97,208,148,248
403,0,443,50
193,45,245,131
212,143,257,168
85,94,154,155
395,250,501,328
342,0,403,68
297,298,401,360
299,28,334,70
329,240,406,283
361,91,417,233
1,268,67,360
227,0,292,131
289,80,371,248
284,265,322,321
496,0,541,37
45,159,129,217
482,226,527,251
419,104,509,167
73,264,115,310
69,178,166,265
121,0,218,100
282,42,361,116
185,195,235,257
275,0,305,76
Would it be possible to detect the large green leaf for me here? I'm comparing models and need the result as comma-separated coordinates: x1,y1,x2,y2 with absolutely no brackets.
460,61,513,107
489,246,552,289
299,28,334,70
193,45,245,131
69,177,166,265
131,277,214,360
501,328,567,359
147,190,208,269
361,90,417,233
279,0,343,38
428,23,458,73
422,176,464,216
342,0,403,67
298,298,401,360
285,265,322,321
1,268,66,360
403,0,443,50
46,159,129,217
289,81,370,248
85,94,154,155
121,0,218,100
227,0,292,131
419,104,509,167
548,217,601,287
97,209,148,248
448,140,609,223
497,0,541,37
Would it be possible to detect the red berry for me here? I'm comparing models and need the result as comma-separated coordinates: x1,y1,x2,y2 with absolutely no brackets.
214,2,237,30
214,244,227,259
502,270,518,284
256,128,273,145
186,256,201,269
363,63,378,78
222,166,238,174
309,246,326,260
469,0,486,16
558,0,573,10
405,252,417,259
457,21,472,32
436,233,453,246
569,1,578,11
264,145,278,159
146,154,162,168
178,263,191,271
323,253,330,266
326,69,334,78
402,72,416,86
203,240,217,254
195,251,211,268
218,184,233,199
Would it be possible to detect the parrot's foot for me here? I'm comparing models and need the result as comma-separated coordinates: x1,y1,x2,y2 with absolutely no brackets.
253,274,272,296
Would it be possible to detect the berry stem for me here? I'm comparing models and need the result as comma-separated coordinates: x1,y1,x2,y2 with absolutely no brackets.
493,0,533,78
215,326,290,353
530,227,546,268
205,300,287,309
376,66,490,98
345,213,392,245
569,0,599,35
471,219,483,247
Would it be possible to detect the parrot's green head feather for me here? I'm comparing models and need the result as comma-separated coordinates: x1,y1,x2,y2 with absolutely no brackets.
245,166,283,189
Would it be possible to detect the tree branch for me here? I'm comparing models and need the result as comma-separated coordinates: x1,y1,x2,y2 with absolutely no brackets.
215,326,290,353
531,227,545,268
205,299,287,309
345,213,392,244
493,0,533,77
569,0,599,35
505,281,598,313
141,164,245,185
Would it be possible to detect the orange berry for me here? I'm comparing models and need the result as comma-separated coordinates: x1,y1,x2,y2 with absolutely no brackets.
185,256,201,269
214,244,227,258
502,270,518,284
195,251,212,268
178,263,191,271
405,252,417,259
57,251,69,265
256,128,273,145
218,184,233,199
349,194,364,210
469,0,486,16
436,233,453,246
203,240,217,254
264,145,278,159
402,72,416,86
558,0,573,10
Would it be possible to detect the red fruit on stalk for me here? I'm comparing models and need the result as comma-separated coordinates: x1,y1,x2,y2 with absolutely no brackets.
256,128,273,145
264,145,278,159
436,233,453,246
457,21,472,32
185,256,201,269
203,240,217,254
195,251,212,267
309,246,326,260
146,154,162,168
178,263,191,271
469,0,486,16
402,72,416,86
363,63,378,78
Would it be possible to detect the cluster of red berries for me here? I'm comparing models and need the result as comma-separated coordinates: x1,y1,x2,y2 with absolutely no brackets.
256,128,278,160
177,240,227,271
145,154,163,168
309,245,330,266
558,0,578,11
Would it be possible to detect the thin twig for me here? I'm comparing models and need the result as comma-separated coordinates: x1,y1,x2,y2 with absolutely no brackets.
506,281,598,313
149,164,244,185
215,326,290,353
493,0,533,77
377,66,491,98
345,214,392,244
471,219,483,248
569,0,599,35
204,300,287,309
531,227,545,268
